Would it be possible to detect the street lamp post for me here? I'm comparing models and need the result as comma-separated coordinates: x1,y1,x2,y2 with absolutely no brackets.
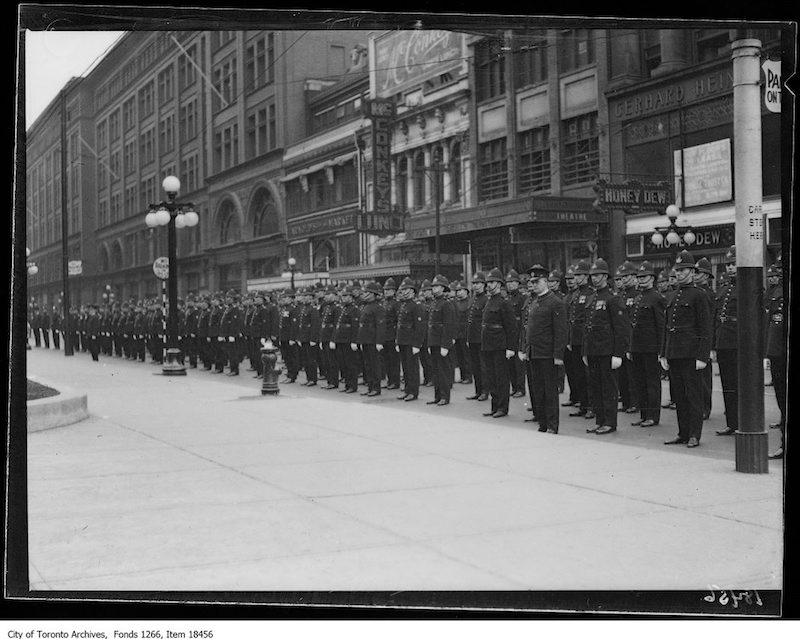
288,257,297,291
145,175,199,376
650,204,696,262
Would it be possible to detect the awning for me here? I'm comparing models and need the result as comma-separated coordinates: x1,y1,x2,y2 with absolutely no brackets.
280,152,357,183
329,260,411,281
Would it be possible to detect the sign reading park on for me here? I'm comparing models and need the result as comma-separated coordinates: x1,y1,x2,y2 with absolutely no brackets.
152,257,169,280
762,59,781,113
594,179,673,213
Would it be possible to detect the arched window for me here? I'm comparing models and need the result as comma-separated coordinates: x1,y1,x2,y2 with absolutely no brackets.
449,141,462,203
413,151,426,210
250,188,279,237
313,238,336,271
110,242,123,270
99,245,110,272
218,200,241,245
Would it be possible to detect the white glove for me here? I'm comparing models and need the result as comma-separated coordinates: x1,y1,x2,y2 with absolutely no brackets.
566,344,572,351
329,342,336,350
582,355,589,366
611,356,622,370
289,340,296,346
350,343,358,351
518,351,527,361
710,350,717,362
395,345,400,353
412,346,420,355
695,360,707,370
217,336,224,342
505,349,515,359
228,336,235,342
553,358,564,366
310,341,317,347
191,333,196,338
376,343,384,352
659,357,669,371
440,347,448,357
626,352,632,360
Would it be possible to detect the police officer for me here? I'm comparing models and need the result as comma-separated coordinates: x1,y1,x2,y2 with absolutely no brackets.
381,278,401,390
466,272,489,402
86,304,101,361
617,261,640,414
561,266,580,408
694,257,716,420
297,287,321,386
566,261,594,419
628,261,666,427
548,269,566,394
132,302,148,362
320,286,341,389
357,281,386,396
220,292,243,375
481,268,518,418
520,264,568,433
51,306,63,350
713,246,739,436
583,259,631,435
452,280,473,385
39,306,51,348
426,274,457,406
395,277,426,401
418,279,433,386
332,286,360,394
505,269,527,398
196,296,211,370
661,250,711,448
764,262,785,459
248,292,269,377
281,290,301,383
208,293,225,373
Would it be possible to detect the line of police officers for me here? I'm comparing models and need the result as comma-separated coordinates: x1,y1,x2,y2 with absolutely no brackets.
32,244,784,458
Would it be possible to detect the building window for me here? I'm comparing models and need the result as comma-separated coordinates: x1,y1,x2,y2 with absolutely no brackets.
396,156,408,211
139,127,155,167
518,126,551,193
413,151,426,209
514,35,548,88
211,31,236,50
98,199,109,228
244,35,273,91
123,96,136,131
696,29,731,63
140,174,156,208
337,233,359,267
159,113,175,154
110,192,121,224
267,33,275,84
475,39,506,102
97,120,107,149
178,43,198,91
212,56,237,112
98,161,108,190
158,66,174,104
643,29,661,77
213,122,239,172
218,203,241,245
562,112,599,185
449,142,462,202
245,107,268,160
180,99,198,143
109,149,121,182
123,139,137,174
559,29,595,72
251,188,279,237
138,81,154,119
478,137,508,201
109,109,120,141
125,185,137,219
180,153,200,193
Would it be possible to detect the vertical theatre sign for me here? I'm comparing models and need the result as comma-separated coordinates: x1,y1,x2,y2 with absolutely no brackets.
364,98,394,215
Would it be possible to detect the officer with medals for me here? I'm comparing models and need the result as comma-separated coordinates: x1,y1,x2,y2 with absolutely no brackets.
520,264,568,433
566,261,594,419
426,274,457,406
452,280,473,385
480,268,518,418
617,261,640,414
628,261,666,427
764,262,785,459
661,250,712,448
297,287,321,386
332,286,360,393
713,246,739,436
547,269,566,394
466,272,489,402
357,281,386,396
505,270,527,398
694,258,716,419
395,277,426,401
583,259,631,435
320,285,341,389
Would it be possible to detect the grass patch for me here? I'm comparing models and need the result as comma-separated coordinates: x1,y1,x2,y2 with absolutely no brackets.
27,379,60,401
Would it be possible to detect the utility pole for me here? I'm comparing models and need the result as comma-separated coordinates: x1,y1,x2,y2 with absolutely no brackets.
732,37,767,473
60,89,73,356
433,148,441,274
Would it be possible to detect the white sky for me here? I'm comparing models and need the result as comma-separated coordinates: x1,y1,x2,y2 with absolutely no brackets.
24,30,126,125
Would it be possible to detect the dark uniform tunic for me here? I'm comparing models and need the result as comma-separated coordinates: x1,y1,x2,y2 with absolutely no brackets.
453,296,472,384
357,300,386,394
197,307,211,368
297,302,321,384
396,298,426,398
697,282,716,418
619,286,639,410
629,287,666,423
481,293,518,415
333,301,360,392
506,289,528,395
86,312,101,361
183,306,199,367
662,283,712,442
713,276,738,431
427,295,457,403
220,303,243,373
320,301,341,387
523,291,568,432
381,296,401,388
567,283,593,412
764,280,785,437
583,286,631,430
467,291,488,397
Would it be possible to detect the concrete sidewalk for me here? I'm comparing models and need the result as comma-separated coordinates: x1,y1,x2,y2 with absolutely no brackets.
24,348,784,592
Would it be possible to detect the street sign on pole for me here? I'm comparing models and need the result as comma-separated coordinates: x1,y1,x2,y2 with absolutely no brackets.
153,257,169,280
67,260,82,276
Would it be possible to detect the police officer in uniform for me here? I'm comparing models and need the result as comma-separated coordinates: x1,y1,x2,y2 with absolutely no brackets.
617,261,640,414
332,286,360,393
248,292,269,377
320,286,341,389
297,287,321,386
452,280,473,385
381,278,401,390
583,259,631,435
357,281,386,396
694,257,716,419
561,266,580,407
520,264,568,433
764,262,785,459
505,270,527,398
196,296,211,370
466,272,489,402
661,250,711,448
714,246,739,436
220,292,243,375
395,277,426,401
282,290,302,383
418,279,433,386
566,261,594,419
86,304,101,361
182,295,199,368
628,261,666,427
481,268,518,418
426,274,457,406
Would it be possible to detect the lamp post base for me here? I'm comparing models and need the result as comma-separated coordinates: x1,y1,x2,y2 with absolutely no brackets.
162,348,187,376
735,431,769,474
260,345,279,395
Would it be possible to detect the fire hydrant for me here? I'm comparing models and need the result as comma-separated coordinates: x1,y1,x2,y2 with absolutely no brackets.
260,339,279,395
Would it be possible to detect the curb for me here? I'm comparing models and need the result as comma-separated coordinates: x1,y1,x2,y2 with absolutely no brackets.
26,375,89,433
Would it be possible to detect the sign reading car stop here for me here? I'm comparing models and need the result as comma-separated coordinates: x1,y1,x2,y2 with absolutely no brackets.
153,257,169,280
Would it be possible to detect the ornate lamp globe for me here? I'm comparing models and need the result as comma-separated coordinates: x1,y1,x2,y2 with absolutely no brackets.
683,230,696,245
145,211,158,227
162,175,181,196
666,230,680,246
651,231,664,246
175,214,186,229
155,207,171,226
665,204,681,220
183,210,199,227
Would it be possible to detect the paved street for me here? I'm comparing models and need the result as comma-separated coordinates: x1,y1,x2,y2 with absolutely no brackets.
25,347,783,592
